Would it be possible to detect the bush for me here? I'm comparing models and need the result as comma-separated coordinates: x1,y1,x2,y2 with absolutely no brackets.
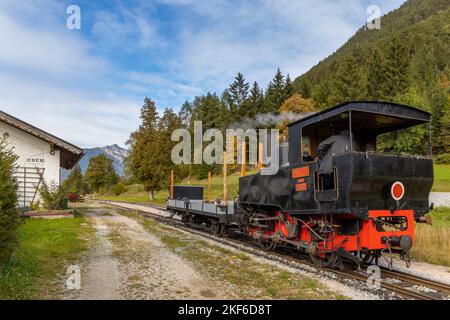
39,182,68,210
435,153,450,164
0,135,20,265
112,182,127,196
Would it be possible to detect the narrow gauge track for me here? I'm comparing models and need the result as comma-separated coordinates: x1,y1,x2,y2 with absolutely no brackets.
96,199,450,300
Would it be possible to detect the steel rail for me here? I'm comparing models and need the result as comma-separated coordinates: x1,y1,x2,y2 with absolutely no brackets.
380,268,450,295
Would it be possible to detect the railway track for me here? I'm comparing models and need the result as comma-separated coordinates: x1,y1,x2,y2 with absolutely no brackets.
95,199,450,300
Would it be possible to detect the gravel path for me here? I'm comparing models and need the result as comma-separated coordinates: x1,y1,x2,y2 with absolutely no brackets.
63,208,224,300
430,192,450,208
98,201,376,300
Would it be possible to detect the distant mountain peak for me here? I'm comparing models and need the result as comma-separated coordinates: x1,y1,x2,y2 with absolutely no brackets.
61,144,128,181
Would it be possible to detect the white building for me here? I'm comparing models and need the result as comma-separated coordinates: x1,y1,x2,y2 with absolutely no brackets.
0,111,83,208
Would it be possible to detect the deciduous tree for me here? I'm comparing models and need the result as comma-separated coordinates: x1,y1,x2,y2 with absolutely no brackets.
84,154,118,193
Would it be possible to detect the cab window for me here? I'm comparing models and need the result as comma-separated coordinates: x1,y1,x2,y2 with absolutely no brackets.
301,136,314,162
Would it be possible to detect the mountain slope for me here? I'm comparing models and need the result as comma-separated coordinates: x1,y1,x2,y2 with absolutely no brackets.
62,144,127,180
292,0,449,154
79,144,127,176
294,0,450,107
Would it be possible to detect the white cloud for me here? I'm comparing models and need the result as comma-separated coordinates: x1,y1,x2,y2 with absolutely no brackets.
0,72,140,148
162,0,406,92
0,1,139,148
0,4,106,75
91,5,166,51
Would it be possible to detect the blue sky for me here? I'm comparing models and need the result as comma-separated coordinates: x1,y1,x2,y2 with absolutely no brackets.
0,0,406,148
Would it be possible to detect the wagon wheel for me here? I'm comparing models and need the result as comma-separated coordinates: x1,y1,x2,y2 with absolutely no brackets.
186,215,194,225
258,238,277,251
213,223,225,237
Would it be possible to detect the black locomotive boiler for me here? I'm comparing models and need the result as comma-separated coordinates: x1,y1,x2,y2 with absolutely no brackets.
167,101,434,268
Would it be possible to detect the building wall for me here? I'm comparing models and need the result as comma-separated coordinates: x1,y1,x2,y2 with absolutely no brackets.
0,121,61,207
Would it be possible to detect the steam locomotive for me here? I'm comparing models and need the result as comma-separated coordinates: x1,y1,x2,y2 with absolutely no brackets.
167,101,434,268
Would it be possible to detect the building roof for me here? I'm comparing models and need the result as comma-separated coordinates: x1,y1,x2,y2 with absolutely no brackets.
288,101,431,128
0,110,84,169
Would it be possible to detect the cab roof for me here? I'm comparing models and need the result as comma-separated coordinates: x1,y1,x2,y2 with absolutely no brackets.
288,101,431,131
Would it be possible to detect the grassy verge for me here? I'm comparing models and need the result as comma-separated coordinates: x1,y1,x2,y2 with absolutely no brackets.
410,207,450,266
0,209,93,299
95,190,167,206
118,209,346,300
433,164,450,192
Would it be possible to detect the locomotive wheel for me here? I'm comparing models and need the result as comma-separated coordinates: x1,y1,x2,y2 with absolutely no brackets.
213,223,225,237
309,252,338,268
258,239,277,251
361,252,375,265
360,250,382,265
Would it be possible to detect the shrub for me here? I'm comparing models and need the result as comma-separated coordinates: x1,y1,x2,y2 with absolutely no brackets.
435,153,450,164
0,135,20,265
39,182,68,210
112,182,127,196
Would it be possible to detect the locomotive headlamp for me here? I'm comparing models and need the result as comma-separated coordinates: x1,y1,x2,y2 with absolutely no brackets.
391,181,405,201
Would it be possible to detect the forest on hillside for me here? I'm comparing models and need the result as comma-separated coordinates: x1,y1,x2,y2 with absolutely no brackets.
293,0,449,156
124,0,449,196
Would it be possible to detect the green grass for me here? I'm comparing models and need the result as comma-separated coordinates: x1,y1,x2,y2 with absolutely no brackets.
411,208,450,266
433,164,450,192
96,191,168,206
426,207,450,228
0,212,93,299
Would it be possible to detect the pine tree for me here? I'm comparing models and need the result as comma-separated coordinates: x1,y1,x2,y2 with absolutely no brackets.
247,81,264,117
193,93,229,129
154,108,183,190
179,101,192,127
228,72,249,108
126,97,160,199
366,47,386,100
263,68,287,113
329,56,362,104
439,104,450,155
298,78,311,99
139,97,159,130
285,74,294,98
382,36,411,98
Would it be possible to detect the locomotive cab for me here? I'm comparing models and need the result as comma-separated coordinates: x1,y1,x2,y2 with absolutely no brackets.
287,101,433,218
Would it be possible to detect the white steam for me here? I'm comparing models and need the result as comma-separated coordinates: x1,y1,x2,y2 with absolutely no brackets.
230,111,314,130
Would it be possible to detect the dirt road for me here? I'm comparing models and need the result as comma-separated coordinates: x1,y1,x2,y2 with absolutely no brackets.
64,207,224,299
